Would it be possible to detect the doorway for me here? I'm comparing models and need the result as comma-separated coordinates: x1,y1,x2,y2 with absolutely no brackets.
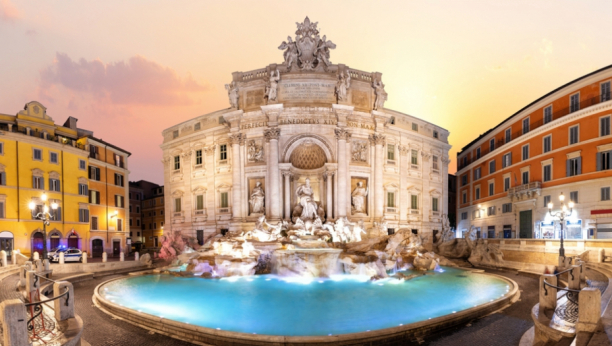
68,234,79,249
113,240,120,257
49,231,61,250
0,231,13,260
92,239,103,257
153,237,158,248
519,210,533,238
197,230,204,246
32,232,44,257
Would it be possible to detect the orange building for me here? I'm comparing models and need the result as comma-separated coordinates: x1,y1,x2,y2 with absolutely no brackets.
85,137,131,257
457,65,612,240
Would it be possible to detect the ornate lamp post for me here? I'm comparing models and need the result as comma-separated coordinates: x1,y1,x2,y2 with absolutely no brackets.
28,193,58,261
547,192,574,257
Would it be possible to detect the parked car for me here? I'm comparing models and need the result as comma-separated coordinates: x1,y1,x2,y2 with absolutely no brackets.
48,247,83,263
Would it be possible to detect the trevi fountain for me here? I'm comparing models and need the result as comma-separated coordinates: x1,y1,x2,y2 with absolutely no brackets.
94,17,519,346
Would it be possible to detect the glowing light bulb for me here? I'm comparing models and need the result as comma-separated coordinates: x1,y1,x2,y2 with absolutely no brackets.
41,193,47,201
559,193,565,201
547,203,553,209
51,202,58,210
43,205,49,213
562,205,567,212
28,201,36,210
568,201,574,209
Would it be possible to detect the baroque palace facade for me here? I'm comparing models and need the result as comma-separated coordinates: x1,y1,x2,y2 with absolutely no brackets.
0,101,130,258
457,65,612,240
161,18,451,248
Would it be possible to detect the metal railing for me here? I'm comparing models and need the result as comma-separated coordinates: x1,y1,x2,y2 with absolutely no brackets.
542,261,583,305
23,274,70,338
4,125,88,151
458,93,612,170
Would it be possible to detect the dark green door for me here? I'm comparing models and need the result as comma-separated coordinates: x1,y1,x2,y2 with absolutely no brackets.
519,210,533,238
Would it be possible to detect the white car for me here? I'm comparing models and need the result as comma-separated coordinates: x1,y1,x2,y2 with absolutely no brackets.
48,248,83,263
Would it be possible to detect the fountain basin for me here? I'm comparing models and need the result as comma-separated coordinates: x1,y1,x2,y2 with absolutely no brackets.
93,267,519,345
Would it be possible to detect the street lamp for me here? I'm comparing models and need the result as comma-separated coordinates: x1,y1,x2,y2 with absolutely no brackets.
547,192,574,257
28,193,58,261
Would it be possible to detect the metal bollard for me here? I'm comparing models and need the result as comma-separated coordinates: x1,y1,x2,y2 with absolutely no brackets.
53,281,75,321
540,274,558,312
0,299,30,346
102,252,107,263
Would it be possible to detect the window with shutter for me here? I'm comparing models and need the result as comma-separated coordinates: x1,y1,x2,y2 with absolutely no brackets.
601,116,611,137
544,106,553,124
0,202,4,219
387,192,395,208
196,195,204,210
0,172,5,186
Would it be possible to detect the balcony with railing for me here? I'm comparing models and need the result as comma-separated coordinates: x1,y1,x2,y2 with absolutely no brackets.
508,181,542,201
1,124,87,151
457,92,611,171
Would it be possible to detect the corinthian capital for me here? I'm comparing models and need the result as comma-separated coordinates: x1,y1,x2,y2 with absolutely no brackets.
441,157,451,165
264,128,281,142
228,133,245,146
368,133,386,146
204,145,216,156
398,145,410,155
334,128,351,141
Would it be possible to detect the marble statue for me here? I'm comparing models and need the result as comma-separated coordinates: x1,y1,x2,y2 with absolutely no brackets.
335,70,351,102
351,182,368,214
352,220,366,242
225,81,239,109
315,35,336,69
278,36,299,71
295,178,319,220
372,78,387,110
265,69,281,103
352,141,367,162
373,221,388,237
249,182,265,214
247,140,264,162
278,17,336,71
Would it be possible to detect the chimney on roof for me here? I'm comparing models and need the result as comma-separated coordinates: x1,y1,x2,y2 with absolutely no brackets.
63,117,78,130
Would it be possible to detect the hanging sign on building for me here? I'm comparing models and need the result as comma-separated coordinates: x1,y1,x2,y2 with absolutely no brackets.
540,221,554,227
566,219,582,227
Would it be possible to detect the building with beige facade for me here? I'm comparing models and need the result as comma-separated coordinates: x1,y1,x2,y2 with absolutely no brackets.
160,18,451,248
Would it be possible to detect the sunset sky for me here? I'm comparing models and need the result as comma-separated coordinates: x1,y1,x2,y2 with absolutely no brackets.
1,0,611,184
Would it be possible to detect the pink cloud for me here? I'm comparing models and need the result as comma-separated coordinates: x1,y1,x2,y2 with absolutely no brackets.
0,0,19,21
40,53,211,106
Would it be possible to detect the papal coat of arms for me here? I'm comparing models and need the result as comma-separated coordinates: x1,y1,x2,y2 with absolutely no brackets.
278,17,336,71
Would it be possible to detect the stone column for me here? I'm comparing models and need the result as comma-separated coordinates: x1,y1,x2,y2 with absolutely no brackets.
370,134,386,221
205,145,217,225
325,171,334,221
442,157,451,216
229,133,244,221
283,171,292,221
265,128,281,221
335,129,351,218
346,140,352,217
399,145,409,225
240,136,247,220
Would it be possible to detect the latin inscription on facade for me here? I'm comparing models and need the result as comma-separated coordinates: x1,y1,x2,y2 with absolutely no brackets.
240,121,267,130
279,117,337,125
278,82,336,103
347,121,375,130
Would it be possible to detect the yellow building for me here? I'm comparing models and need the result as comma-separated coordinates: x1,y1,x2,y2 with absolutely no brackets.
0,101,130,259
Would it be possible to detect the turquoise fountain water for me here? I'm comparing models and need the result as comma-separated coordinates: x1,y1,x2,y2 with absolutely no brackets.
100,267,509,336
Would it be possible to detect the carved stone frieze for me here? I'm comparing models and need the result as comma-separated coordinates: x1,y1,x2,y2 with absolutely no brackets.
204,145,216,156
225,82,239,109
247,140,264,162
421,152,431,161
398,145,410,156
351,140,368,162
264,128,281,142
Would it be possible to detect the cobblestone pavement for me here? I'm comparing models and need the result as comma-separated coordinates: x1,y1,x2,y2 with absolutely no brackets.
71,275,194,346
2,268,540,346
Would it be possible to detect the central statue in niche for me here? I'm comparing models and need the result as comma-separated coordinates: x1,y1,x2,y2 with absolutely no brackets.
293,178,325,223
